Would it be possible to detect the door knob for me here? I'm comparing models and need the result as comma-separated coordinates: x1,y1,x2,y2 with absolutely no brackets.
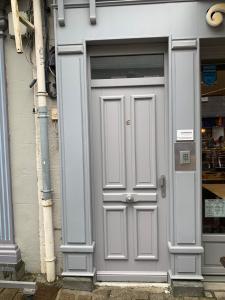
159,175,166,198
126,194,134,203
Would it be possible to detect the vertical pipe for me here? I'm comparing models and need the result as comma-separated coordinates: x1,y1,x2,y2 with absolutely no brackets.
10,0,23,53
33,0,55,282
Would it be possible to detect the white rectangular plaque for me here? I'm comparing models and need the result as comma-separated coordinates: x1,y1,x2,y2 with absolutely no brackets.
205,199,225,218
176,129,194,141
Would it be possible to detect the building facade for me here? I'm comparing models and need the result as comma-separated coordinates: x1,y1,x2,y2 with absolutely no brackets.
0,0,225,286
53,0,225,283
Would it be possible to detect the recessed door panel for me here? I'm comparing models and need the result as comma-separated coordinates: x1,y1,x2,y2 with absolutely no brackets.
133,205,158,260
103,205,128,260
131,95,156,189
101,96,126,189
89,84,168,281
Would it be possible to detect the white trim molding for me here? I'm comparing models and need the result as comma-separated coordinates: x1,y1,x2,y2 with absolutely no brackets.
206,3,225,27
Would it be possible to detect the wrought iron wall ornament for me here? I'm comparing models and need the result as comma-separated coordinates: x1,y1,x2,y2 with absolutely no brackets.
206,3,225,27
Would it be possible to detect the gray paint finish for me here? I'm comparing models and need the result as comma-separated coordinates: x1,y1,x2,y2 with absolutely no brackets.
100,95,126,189
171,39,197,50
103,205,128,260
0,13,21,264
131,94,157,188
57,0,203,8
89,84,168,281
172,50,195,132
53,0,225,280
175,172,196,245
176,255,196,273
0,19,12,244
56,44,94,275
133,205,158,260
55,1,225,45
59,54,86,244
169,39,203,280
58,0,65,26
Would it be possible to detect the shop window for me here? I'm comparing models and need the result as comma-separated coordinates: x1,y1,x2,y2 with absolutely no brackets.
201,61,225,234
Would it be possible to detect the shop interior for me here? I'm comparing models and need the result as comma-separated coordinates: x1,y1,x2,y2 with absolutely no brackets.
201,58,225,234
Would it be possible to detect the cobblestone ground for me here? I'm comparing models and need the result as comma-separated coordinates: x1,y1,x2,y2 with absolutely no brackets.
1,283,225,300
56,286,219,300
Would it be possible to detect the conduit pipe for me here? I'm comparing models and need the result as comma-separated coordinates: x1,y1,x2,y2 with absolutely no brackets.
33,0,55,282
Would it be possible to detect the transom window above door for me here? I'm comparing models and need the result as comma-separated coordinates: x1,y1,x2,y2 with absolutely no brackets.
90,54,164,80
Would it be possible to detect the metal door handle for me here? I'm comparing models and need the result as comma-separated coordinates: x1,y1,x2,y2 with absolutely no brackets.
159,175,166,198
126,194,134,203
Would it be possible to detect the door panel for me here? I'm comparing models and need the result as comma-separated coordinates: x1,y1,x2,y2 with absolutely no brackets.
131,95,156,188
103,205,128,260
100,96,126,189
89,85,168,281
133,205,158,260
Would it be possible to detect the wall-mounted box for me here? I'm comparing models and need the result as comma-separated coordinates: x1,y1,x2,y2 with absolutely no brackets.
8,12,28,37
51,108,58,121
175,142,196,171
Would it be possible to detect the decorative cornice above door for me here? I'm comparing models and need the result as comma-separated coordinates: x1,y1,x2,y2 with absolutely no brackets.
206,3,225,27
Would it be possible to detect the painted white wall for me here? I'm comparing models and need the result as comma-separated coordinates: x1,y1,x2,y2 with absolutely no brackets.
5,36,41,273
4,0,62,275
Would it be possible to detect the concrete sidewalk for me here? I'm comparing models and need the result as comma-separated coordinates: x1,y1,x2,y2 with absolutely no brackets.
0,282,225,300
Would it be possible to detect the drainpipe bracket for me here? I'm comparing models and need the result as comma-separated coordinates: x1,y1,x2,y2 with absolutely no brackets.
37,107,49,118
41,189,53,195
36,92,48,97
45,257,56,262
38,114,49,118
42,199,53,207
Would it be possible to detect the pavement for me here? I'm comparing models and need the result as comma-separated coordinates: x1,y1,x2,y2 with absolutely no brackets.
0,282,225,300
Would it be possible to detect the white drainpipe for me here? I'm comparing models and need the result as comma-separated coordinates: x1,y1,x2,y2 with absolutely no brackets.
33,0,56,282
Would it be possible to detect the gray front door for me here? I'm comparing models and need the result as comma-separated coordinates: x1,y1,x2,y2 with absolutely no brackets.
89,84,168,282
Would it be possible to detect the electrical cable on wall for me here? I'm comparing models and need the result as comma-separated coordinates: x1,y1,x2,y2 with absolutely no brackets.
44,0,57,99
24,0,57,99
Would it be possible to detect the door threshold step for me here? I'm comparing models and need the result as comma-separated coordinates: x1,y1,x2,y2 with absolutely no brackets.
95,282,169,288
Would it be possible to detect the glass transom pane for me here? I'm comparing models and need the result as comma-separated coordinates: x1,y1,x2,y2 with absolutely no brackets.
91,54,164,79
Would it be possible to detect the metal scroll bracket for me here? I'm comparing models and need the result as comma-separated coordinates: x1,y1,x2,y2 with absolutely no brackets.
90,0,97,25
58,0,65,27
